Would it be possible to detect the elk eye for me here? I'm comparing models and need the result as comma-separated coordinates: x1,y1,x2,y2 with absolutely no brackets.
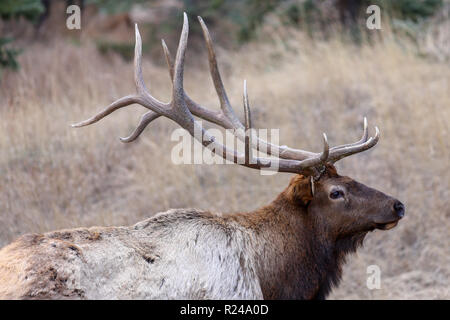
330,190,343,199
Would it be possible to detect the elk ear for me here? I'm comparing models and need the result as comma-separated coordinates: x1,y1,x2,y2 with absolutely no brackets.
286,174,314,206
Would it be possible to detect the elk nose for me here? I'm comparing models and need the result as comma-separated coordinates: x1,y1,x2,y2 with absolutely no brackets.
393,201,405,218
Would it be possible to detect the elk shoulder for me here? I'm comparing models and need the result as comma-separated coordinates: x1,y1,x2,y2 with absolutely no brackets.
0,209,263,299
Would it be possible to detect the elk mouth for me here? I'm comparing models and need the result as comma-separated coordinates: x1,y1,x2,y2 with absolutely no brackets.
375,221,399,230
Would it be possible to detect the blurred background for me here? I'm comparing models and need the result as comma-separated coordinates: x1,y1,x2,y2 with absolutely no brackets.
0,0,449,299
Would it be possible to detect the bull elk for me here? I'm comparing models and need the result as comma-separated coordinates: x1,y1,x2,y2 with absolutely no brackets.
0,13,405,300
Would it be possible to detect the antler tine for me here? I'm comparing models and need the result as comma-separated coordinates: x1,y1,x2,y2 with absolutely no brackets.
243,80,252,164
120,111,161,143
130,24,168,113
320,133,330,162
361,117,369,142
134,25,167,115
172,14,188,103
134,24,147,95
133,25,168,115
328,126,380,163
71,95,142,128
243,80,252,131
161,39,174,81
115,26,164,143
198,16,243,129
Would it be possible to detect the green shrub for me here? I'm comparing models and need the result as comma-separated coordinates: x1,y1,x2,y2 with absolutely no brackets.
96,40,135,61
0,38,21,70
0,0,44,21
0,0,44,74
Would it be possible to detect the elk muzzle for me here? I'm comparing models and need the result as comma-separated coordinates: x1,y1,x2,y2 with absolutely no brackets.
375,199,405,230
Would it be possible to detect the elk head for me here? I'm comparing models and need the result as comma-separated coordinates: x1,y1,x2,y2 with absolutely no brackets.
286,166,404,243
72,13,405,239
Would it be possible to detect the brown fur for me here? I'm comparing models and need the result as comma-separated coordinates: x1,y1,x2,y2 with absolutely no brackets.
285,174,314,205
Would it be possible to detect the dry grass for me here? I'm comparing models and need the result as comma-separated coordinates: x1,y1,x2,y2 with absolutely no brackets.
0,25,449,299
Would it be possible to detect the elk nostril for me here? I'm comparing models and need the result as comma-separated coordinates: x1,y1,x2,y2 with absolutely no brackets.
393,201,405,218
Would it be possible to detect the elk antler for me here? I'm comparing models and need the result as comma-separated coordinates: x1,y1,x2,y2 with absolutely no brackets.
72,13,380,176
